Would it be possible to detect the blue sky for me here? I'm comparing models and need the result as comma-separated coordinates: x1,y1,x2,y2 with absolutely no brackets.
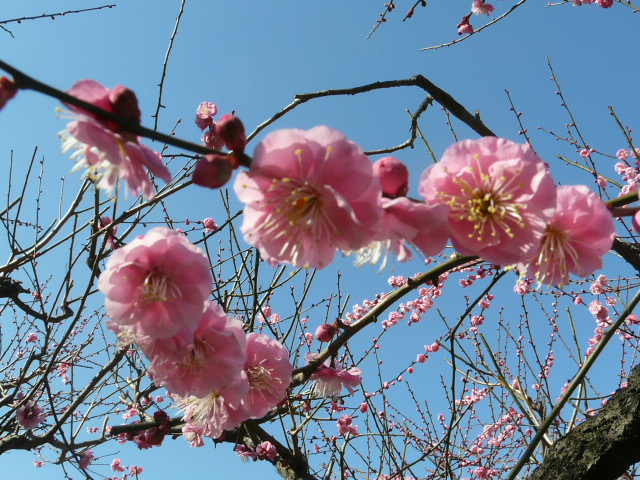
1,1,639,479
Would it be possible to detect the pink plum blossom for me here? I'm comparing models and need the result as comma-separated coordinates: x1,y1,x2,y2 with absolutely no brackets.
203,217,218,233
140,301,247,397
111,458,126,472
182,423,205,447
310,358,362,398
234,126,383,269
373,157,409,198
60,80,171,200
353,197,449,268
79,450,95,469
458,14,474,35
16,401,46,429
517,185,615,286
99,216,118,250
98,227,213,338
471,0,495,15
195,102,218,131
177,373,250,439
420,137,557,266
256,441,278,460
217,114,247,153
192,154,234,189
241,333,293,418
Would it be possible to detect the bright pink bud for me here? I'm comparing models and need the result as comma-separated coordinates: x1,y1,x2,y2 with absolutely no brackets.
315,323,337,343
0,77,18,110
360,402,368,413
193,154,234,189
217,114,247,152
373,157,409,198
109,85,141,124
633,210,640,235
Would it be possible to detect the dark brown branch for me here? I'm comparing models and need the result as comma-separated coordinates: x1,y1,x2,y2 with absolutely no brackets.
527,364,640,480
249,75,496,143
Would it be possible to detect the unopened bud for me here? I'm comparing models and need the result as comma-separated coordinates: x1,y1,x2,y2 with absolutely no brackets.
0,77,18,110
217,114,247,152
373,156,409,197
193,154,234,189
315,323,337,343
109,85,141,124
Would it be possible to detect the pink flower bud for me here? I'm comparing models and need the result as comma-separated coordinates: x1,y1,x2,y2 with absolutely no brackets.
360,402,368,413
373,157,409,198
217,114,247,152
0,77,17,110
193,154,234,189
315,323,337,343
109,85,141,124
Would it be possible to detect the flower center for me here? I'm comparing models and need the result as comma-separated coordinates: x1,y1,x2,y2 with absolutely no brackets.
246,364,272,391
440,158,526,242
141,270,179,303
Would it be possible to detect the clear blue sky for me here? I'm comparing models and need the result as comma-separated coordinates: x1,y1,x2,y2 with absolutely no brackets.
1,1,639,479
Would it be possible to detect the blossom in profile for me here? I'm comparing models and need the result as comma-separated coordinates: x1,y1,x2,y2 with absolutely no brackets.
353,197,449,269
458,14,474,35
141,301,247,397
420,137,557,266
517,185,615,286
241,333,293,419
234,126,383,269
16,401,46,429
60,79,171,200
471,0,495,15
98,216,118,250
98,227,212,338
310,357,362,398
78,450,95,469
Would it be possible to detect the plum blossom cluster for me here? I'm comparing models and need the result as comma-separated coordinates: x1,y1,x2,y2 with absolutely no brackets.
98,227,293,443
235,130,615,286
60,80,171,200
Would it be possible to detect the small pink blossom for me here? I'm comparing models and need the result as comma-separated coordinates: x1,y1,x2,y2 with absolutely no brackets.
235,445,258,461
518,186,615,286
33,460,45,468
373,157,409,198
458,14,474,35
241,333,293,418
111,458,126,472
195,102,218,131
203,217,218,233
129,465,143,475
61,80,171,200
337,414,359,436
16,401,46,429
471,0,495,15
420,137,557,266
310,358,362,398
234,126,382,269
256,441,278,460
26,332,39,343
99,227,212,338
597,0,614,7
617,149,630,161
596,176,608,188
79,450,95,469
99,216,118,250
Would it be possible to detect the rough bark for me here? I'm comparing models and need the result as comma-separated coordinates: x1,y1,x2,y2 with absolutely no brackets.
527,365,640,480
